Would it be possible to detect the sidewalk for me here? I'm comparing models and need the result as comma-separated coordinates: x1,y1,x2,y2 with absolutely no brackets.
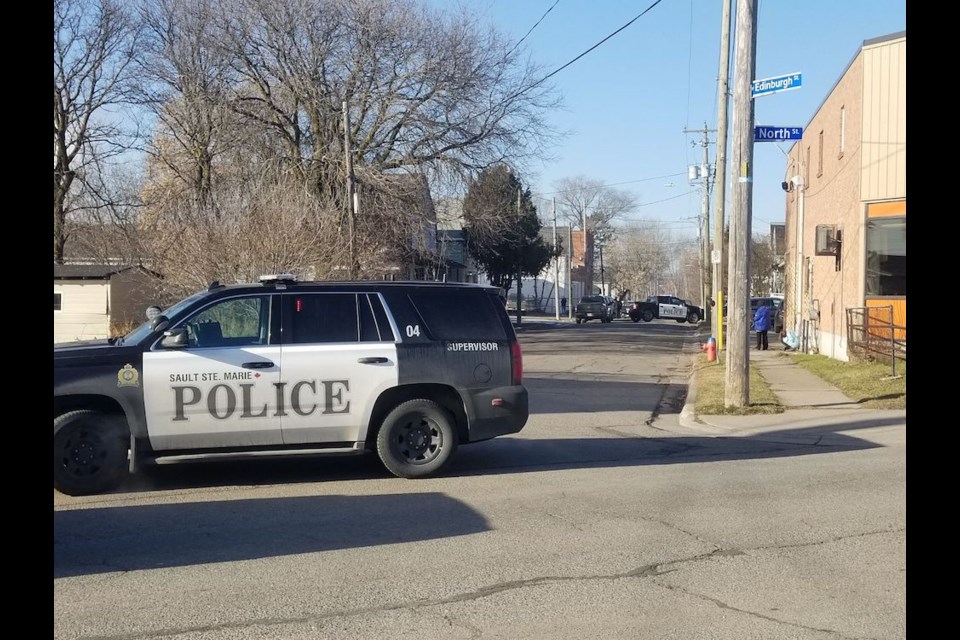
678,346,906,432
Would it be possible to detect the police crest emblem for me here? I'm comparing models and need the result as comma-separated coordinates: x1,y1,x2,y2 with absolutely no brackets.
117,364,140,388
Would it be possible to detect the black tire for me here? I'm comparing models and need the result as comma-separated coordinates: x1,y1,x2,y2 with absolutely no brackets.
54,410,129,496
631,316,639,323
641,309,654,322
576,318,582,324
687,312,700,324
376,399,458,479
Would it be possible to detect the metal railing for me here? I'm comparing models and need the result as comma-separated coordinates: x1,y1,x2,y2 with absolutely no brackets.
846,306,906,374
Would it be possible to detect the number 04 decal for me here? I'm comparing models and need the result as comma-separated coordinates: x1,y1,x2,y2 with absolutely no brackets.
405,324,421,337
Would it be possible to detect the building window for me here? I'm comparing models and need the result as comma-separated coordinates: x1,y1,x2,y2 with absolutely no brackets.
817,130,824,177
54,292,62,311
865,217,906,296
839,106,846,158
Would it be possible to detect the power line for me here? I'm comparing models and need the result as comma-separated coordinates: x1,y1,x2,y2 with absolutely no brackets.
506,0,562,58
627,189,699,209
534,0,667,87
491,0,669,113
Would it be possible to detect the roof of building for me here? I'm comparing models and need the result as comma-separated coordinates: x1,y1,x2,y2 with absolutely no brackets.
54,264,139,280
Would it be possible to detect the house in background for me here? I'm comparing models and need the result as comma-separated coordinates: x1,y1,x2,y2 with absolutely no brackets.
508,226,592,313
783,31,905,361
54,264,162,343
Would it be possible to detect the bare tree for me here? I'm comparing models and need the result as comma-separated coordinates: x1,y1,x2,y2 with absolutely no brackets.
54,0,141,263
552,175,638,233
215,0,559,198
139,177,347,298
751,232,778,295
137,0,238,209
63,155,147,265
605,225,674,299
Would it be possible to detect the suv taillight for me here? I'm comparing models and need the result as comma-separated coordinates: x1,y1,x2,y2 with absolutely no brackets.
511,340,523,385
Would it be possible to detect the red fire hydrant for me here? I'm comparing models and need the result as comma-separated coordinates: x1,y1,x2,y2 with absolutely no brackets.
702,336,717,362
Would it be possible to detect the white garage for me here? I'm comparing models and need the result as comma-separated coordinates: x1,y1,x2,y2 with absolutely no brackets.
54,265,161,343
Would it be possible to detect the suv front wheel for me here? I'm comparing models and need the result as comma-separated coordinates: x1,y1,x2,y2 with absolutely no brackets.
376,399,458,478
54,410,129,496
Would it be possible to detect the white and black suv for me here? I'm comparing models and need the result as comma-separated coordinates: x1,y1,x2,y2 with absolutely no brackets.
53,275,529,496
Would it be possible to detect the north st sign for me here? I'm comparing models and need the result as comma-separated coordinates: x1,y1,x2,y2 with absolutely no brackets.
752,72,802,97
755,126,803,142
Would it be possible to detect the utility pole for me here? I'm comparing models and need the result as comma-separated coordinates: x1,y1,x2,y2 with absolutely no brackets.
343,101,357,280
725,0,758,408
598,233,605,294
714,0,733,351
580,210,592,295
516,188,523,327
685,123,715,326
553,198,560,320
567,225,573,319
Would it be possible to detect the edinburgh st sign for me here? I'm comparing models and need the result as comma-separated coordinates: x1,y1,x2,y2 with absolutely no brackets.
751,72,802,98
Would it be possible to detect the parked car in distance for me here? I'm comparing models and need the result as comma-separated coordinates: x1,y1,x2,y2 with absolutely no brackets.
575,295,616,324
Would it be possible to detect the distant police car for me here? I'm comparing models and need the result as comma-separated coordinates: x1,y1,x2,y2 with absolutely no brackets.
53,275,529,496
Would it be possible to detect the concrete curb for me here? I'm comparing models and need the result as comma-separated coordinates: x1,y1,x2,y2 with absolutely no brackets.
678,324,710,428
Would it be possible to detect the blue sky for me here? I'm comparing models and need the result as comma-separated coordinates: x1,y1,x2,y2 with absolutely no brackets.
445,0,906,238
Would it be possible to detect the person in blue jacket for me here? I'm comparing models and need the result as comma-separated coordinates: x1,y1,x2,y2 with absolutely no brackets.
753,304,771,350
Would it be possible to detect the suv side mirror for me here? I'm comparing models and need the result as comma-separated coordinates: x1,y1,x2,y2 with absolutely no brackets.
160,327,189,349
151,314,170,333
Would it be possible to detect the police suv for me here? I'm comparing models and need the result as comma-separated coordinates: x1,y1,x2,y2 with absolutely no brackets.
53,275,529,496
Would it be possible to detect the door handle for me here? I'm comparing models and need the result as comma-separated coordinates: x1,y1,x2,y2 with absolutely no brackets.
241,361,274,369
357,357,389,364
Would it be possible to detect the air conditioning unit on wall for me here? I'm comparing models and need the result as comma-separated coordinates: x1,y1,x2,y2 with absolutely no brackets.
815,225,839,256
814,225,842,271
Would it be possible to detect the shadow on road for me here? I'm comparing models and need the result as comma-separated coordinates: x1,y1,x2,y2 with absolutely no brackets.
54,492,490,578
54,416,902,578
445,415,902,478
525,376,671,414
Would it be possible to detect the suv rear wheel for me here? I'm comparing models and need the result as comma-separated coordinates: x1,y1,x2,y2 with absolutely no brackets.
376,399,458,478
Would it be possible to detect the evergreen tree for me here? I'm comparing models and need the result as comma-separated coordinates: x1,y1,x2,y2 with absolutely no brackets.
463,165,553,295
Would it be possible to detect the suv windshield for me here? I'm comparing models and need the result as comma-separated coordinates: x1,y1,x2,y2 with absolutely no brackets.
120,290,209,345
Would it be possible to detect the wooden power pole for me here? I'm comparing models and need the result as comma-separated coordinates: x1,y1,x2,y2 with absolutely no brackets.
713,0,733,351
516,188,522,327
685,123,715,326
725,0,758,408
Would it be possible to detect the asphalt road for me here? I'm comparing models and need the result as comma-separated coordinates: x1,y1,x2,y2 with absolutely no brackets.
54,319,906,640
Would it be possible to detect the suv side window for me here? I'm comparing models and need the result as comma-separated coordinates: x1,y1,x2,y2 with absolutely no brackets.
287,293,360,344
408,291,507,341
185,295,270,348
360,293,396,342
